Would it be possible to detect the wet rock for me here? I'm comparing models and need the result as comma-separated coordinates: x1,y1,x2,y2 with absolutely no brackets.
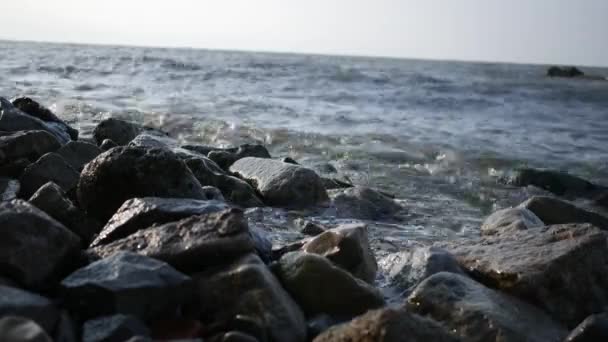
230,157,328,208
313,308,458,342
93,118,166,146
0,316,53,342
276,252,384,317
0,130,62,168
0,158,31,178
0,285,59,334
99,139,118,151
194,254,307,342
61,252,191,320
29,182,101,244
19,152,80,198
0,178,19,201
565,313,608,342
249,226,273,263
90,197,228,247
12,97,78,140
54,311,78,342
508,168,600,197
208,144,271,170
0,97,71,144
281,157,299,165
321,178,353,190
91,209,255,272
128,133,171,150
596,192,608,209
438,223,608,326
547,66,584,78
82,315,150,342
220,331,258,342
328,186,402,220
519,196,608,229
181,144,224,156
55,141,101,171
201,186,225,201
148,319,203,340
77,146,207,221
480,206,544,235
293,218,326,236
302,224,377,283
0,200,81,288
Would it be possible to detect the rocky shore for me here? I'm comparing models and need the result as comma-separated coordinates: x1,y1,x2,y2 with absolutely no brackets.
1,96,608,342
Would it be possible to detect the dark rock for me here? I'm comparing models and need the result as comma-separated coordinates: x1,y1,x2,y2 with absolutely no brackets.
276,252,384,317
0,97,71,144
596,192,608,209
0,200,81,288
0,316,53,342
54,311,78,342
194,254,307,342
91,209,255,272
82,315,150,342
519,196,608,229
11,97,78,140
93,118,166,146
220,331,258,342
0,178,19,201
249,226,273,263
407,272,567,342
328,186,402,220
61,252,191,320
128,134,171,150
0,285,59,334
29,182,101,244
281,157,299,165
56,141,102,171
480,206,544,235
90,197,228,247
565,313,608,342
547,66,584,78
306,314,341,340
77,146,208,221
293,218,326,236
0,158,31,178
0,130,61,166
19,152,80,198
313,308,458,342
201,186,225,201
148,319,203,340
208,144,271,170
99,139,118,151
507,168,600,197
230,157,328,208
321,177,353,190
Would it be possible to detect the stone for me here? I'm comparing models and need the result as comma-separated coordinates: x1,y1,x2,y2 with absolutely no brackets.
520,196,608,229
328,187,402,220
596,192,608,209
249,226,273,263
61,252,191,320
0,130,62,168
0,97,71,144
0,285,59,334
565,313,608,342
93,118,166,146
19,153,80,198
276,252,385,317
294,218,326,236
0,316,53,342
0,178,19,201
0,200,81,288
507,168,600,197
547,66,584,78
220,331,258,342
0,158,31,178
90,197,229,247
91,209,255,272
302,224,377,283
11,97,78,140
321,178,353,190
201,186,225,202
407,272,567,342
55,141,101,171
128,133,171,150
181,144,224,156
194,254,307,342
230,157,328,208
480,206,544,235
313,308,458,342
29,182,101,244
281,157,299,165
77,146,208,221
208,144,271,170
438,224,608,327
82,315,150,342
99,139,118,151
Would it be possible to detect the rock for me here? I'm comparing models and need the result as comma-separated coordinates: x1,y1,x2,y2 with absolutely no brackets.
91,209,255,272
54,311,78,342
128,134,171,150
220,331,258,342
0,178,19,201
82,315,150,342
379,247,464,295
281,157,299,165
200,186,225,201
547,66,584,78
321,178,353,190
508,168,600,197
565,313,608,342
0,316,53,342
249,226,273,263
0,130,62,164
328,187,402,220
480,206,544,235
302,224,377,283
181,144,224,156
148,319,203,340
595,192,608,209
77,146,208,221
55,141,101,171
313,308,458,342
11,97,78,140
19,152,80,198
208,144,271,170
0,97,71,144
0,200,81,288
29,182,101,244
93,118,166,146
99,139,118,151
0,285,59,334
519,196,608,229
61,252,191,320
90,197,229,247
438,224,608,327
276,252,385,317
193,254,307,342
293,218,326,236
0,158,31,178
229,157,328,208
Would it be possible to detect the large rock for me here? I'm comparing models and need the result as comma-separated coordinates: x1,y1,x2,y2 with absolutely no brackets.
0,97,71,144
547,66,584,78
313,308,458,342
60,252,191,320
90,197,228,247
0,316,53,342
19,152,80,199
55,141,102,171
328,186,402,220
77,146,207,221
407,272,567,342
507,168,600,197
480,206,544,235
82,315,150,342
229,157,328,208
0,178,19,201
194,253,307,342
0,131,61,169
91,209,255,272
276,252,384,317
0,285,59,335
208,144,271,170
519,196,608,229
93,118,166,146
438,224,608,327
11,97,78,140
566,313,608,342
0,200,81,288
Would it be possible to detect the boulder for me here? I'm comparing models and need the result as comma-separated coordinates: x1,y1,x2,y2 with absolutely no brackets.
276,252,384,317
0,97,71,144
0,285,59,334
0,178,19,201
0,130,61,168
0,158,31,178
229,157,328,208
19,152,80,198
60,252,191,320
407,272,567,342
193,254,307,342
480,206,544,235
328,187,402,220
77,146,208,221
11,97,78,140
566,313,608,342
99,139,118,151
0,316,53,342
547,66,584,78
208,144,271,170
0,200,81,288
93,118,166,146
507,168,600,196
82,315,150,342
90,197,228,247
519,196,608,229
55,141,101,171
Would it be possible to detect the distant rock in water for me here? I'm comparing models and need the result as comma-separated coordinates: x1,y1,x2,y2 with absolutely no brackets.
547,66,584,78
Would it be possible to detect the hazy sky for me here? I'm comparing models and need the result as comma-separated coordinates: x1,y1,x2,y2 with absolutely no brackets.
1,0,607,66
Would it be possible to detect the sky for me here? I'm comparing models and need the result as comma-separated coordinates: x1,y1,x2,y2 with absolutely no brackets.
1,0,607,66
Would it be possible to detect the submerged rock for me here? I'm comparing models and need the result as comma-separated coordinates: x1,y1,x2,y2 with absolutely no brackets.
508,168,600,197
82,315,150,342
519,196,608,229
566,313,608,342
0,97,71,144
480,206,544,235
547,66,584,78
0,130,61,169
0,316,53,342
0,178,19,201
55,141,102,171
93,118,166,146
19,152,80,198
11,97,78,140
0,285,59,335
328,186,402,220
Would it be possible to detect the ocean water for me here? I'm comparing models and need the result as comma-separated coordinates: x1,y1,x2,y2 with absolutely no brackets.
2,40,608,254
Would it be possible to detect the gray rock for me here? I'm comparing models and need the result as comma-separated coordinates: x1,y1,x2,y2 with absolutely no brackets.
293,218,326,236
90,197,228,247
519,196,608,229
407,272,567,342
276,252,385,317
200,186,225,202
480,206,544,236
55,141,101,171
181,144,224,156
128,133,171,150
565,313,608,342
99,139,118,151
321,178,353,190
194,253,306,342
328,187,402,220
91,209,255,272
230,157,328,208
507,168,600,197
208,144,271,170
93,118,166,146
249,225,273,263
0,285,59,334
77,146,208,221
0,97,71,144
19,153,80,198
0,178,19,201
82,315,150,342
0,316,53,342
61,252,191,320
11,97,78,140
313,308,458,342
0,200,81,288
0,130,62,165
